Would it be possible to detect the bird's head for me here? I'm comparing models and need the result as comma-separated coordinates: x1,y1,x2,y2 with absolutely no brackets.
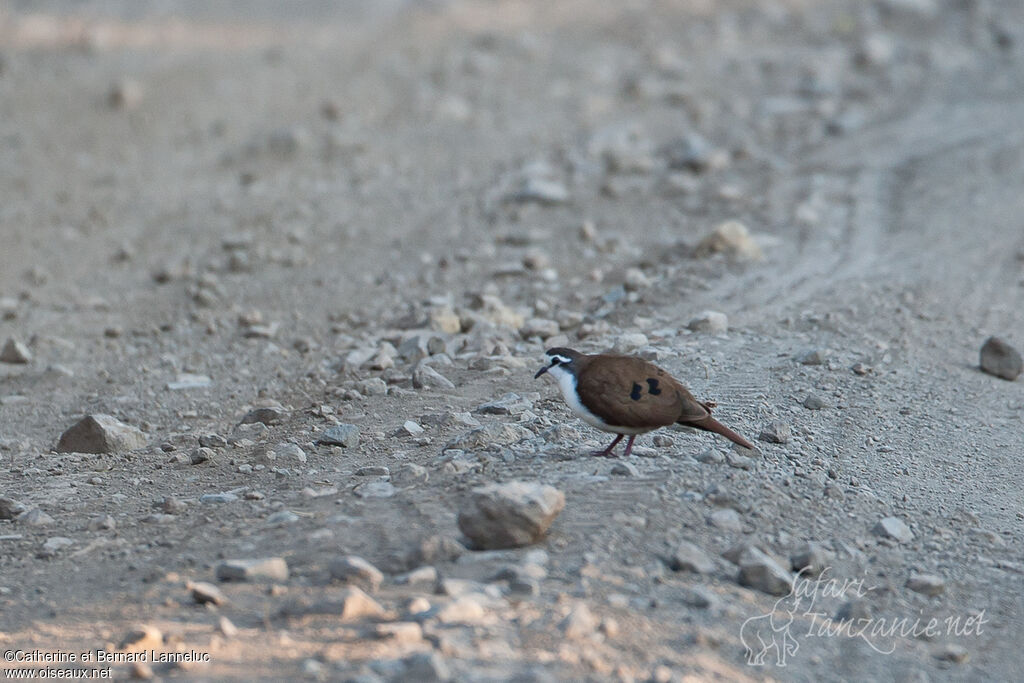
534,347,581,380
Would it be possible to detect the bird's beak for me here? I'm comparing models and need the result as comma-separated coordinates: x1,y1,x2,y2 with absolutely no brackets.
534,364,549,379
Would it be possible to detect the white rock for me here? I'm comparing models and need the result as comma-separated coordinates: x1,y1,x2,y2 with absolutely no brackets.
687,310,728,334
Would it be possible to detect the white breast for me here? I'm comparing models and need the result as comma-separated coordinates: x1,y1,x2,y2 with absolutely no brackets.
547,365,649,435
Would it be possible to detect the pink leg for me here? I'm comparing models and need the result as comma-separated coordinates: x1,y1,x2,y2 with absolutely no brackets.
622,435,636,457
591,434,623,457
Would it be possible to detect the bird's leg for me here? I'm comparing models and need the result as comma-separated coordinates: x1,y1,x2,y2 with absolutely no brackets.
622,435,636,457
591,434,623,457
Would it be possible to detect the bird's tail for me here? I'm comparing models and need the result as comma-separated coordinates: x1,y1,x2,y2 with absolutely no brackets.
681,415,756,450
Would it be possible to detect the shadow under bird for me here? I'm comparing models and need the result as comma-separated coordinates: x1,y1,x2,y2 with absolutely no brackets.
534,347,754,456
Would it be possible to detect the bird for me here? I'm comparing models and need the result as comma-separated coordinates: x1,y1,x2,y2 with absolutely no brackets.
534,347,754,457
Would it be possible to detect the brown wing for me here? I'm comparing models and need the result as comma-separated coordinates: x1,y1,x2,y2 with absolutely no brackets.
576,355,709,429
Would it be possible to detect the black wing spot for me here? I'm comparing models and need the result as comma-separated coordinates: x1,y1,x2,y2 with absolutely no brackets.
630,382,643,401
646,378,662,395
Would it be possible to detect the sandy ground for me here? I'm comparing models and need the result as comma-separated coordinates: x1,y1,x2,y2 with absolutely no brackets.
1,1,1023,681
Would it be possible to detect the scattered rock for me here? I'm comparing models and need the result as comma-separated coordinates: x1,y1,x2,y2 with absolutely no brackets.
798,349,829,365
199,434,228,449
474,393,533,416
738,548,793,596
933,643,969,664
803,395,827,410
610,461,639,477
401,652,452,682
189,447,214,465
39,536,74,557
906,573,945,597
696,448,726,464
790,542,831,577
318,424,360,448
190,581,228,606
670,541,715,573
980,336,1022,381
217,616,238,638
436,594,489,624
612,332,649,354
445,422,532,450
561,603,597,640
166,373,212,390
329,556,384,591
0,338,31,364
56,415,147,454
354,481,396,499
356,465,390,477
413,362,456,390
457,481,565,550
216,557,289,582
0,496,27,520
687,310,728,334
694,220,762,261
19,509,54,526
336,587,385,621
873,516,914,543
758,421,790,444
273,442,307,464
708,508,743,532
374,622,423,644
241,406,287,425
118,625,162,651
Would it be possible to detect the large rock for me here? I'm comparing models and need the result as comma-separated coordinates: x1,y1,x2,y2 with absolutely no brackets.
0,338,31,364
216,557,289,582
318,424,360,448
873,516,914,543
56,415,147,454
980,336,1022,381
457,481,565,550
738,547,794,596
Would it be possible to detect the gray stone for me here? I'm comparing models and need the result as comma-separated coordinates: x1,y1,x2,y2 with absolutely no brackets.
708,508,743,532
392,463,428,486
356,465,390,476
695,448,725,464
356,377,389,396
670,541,715,573
610,461,639,477
266,510,299,526
790,542,831,577
445,422,532,450
273,442,307,463
561,603,597,640
687,311,728,334
189,447,214,464
166,373,212,390
694,220,763,261
906,573,945,597
216,557,289,582
40,536,74,557
933,643,969,664
758,421,790,444
474,393,532,416
0,496,27,520
0,338,31,364
873,516,914,543
190,581,228,605
335,587,385,621
329,556,384,591
18,509,54,526
797,349,829,365
661,134,720,173
241,406,287,425
198,434,228,449
457,481,565,550
200,492,238,504
980,336,1022,381
413,362,456,390
401,652,452,682
354,481,396,499
318,424,360,448
803,395,827,410
56,415,147,454
514,177,569,205
738,548,793,596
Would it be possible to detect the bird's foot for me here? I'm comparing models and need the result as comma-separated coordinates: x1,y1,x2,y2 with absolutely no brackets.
589,448,620,458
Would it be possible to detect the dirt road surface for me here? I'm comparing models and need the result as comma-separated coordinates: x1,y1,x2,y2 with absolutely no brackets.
1,1,1022,680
